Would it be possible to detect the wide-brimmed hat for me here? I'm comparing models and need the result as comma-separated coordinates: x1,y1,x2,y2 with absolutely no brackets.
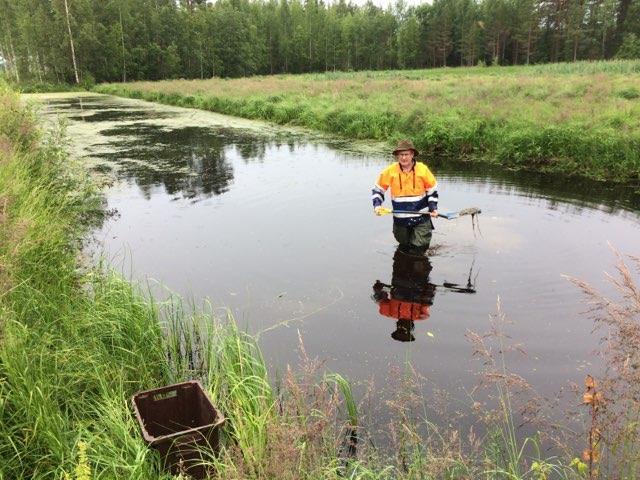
392,139,419,157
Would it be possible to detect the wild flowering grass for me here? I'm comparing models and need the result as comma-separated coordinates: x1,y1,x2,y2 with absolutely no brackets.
466,299,577,479
568,249,640,478
94,60,640,182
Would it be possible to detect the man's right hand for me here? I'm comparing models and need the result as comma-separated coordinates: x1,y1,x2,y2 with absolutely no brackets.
374,206,384,216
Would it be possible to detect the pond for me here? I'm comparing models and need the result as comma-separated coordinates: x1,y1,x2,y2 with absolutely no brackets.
33,93,640,444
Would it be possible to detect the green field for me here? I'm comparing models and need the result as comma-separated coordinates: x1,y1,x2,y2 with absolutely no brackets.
95,61,640,183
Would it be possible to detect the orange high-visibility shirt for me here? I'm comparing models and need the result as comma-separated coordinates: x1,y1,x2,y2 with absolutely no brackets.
378,298,430,321
375,162,437,199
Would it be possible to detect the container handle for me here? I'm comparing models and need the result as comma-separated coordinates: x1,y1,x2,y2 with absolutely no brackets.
152,389,178,402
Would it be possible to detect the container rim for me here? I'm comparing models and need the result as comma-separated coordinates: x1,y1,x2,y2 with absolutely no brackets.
131,380,226,443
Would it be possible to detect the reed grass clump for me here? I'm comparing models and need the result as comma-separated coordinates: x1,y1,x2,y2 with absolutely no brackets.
95,60,640,182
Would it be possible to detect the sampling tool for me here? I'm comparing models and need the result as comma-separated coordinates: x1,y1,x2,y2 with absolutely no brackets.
376,206,481,220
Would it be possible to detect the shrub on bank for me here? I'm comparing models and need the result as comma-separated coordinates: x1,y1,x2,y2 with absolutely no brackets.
14,81,86,93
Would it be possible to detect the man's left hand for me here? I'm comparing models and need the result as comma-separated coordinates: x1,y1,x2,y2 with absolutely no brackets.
430,210,438,218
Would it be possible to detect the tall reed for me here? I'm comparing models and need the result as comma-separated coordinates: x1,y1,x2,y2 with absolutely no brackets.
0,81,169,476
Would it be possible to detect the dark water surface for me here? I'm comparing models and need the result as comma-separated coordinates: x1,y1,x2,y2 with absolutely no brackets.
36,93,640,441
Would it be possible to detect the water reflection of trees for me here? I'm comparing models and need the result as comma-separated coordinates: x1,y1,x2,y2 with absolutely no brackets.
234,139,267,162
435,161,640,218
46,97,123,110
96,124,277,200
91,120,316,200
69,110,168,123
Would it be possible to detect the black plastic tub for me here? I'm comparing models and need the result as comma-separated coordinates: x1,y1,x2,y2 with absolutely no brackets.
132,380,225,479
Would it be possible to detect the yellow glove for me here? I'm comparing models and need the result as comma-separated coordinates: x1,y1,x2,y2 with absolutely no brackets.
374,206,391,216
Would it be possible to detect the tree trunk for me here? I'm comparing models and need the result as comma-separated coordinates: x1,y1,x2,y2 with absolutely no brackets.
119,6,127,82
0,46,10,81
7,32,20,83
36,51,44,82
526,26,532,64
615,0,631,41
324,36,328,72
354,37,358,70
269,31,274,74
26,44,35,81
308,32,312,71
63,0,80,84
460,25,465,66
333,42,336,72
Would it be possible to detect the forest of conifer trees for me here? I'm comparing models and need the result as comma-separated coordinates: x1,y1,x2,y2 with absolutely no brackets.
1,0,639,84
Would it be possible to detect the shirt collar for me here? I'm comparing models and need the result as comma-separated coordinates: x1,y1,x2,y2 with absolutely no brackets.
398,161,416,173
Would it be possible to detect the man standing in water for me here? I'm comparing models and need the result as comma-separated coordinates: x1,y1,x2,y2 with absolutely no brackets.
372,140,438,253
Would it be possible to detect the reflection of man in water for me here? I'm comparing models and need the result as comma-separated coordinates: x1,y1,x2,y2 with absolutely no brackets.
373,248,436,342
372,247,476,342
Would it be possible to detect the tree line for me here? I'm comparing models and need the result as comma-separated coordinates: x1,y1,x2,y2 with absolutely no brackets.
1,0,638,84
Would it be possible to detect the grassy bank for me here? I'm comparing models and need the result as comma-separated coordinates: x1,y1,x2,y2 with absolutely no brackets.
0,81,165,478
6,81,640,478
94,60,640,183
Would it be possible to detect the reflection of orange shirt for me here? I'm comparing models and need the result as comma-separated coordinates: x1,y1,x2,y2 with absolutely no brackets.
378,299,430,321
